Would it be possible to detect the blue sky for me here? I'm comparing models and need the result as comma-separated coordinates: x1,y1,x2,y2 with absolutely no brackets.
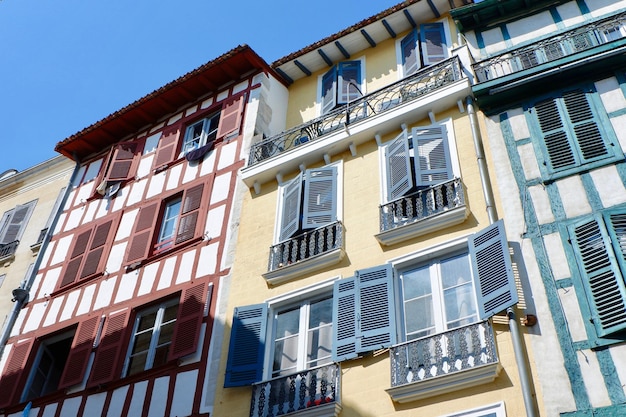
0,0,397,173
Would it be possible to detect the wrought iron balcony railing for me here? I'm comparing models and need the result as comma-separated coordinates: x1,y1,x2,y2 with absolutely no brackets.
473,11,626,83
268,221,343,273
379,178,465,232
250,363,340,417
249,57,464,167
389,321,498,392
0,240,19,259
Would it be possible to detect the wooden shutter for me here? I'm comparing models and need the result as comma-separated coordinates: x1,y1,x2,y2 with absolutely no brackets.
58,316,100,389
169,282,210,360
80,219,115,279
224,303,267,387
535,97,577,170
0,338,34,409
302,166,337,229
420,22,447,65
321,66,337,114
385,129,413,201
60,228,93,288
88,309,130,387
562,90,608,163
216,94,245,139
570,214,626,336
175,182,206,244
0,203,34,244
401,29,420,76
125,202,160,265
338,61,361,104
470,220,518,319
279,173,303,242
332,276,358,362
413,126,453,186
356,264,396,352
153,127,179,169
106,142,138,181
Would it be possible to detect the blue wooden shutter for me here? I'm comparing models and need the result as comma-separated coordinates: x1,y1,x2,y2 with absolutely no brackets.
332,276,358,362
385,129,413,201
400,29,420,76
562,90,609,163
224,303,267,387
570,214,626,336
321,66,337,114
420,22,447,65
412,126,453,186
338,61,362,104
469,220,518,319
279,173,303,242
355,264,396,352
303,166,337,229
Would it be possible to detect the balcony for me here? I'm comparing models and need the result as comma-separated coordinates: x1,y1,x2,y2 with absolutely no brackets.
376,178,468,246
263,221,344,285
386,321,500,403
250,363,341,417
243,56,471,188
30,228,48,253
0,240,19,263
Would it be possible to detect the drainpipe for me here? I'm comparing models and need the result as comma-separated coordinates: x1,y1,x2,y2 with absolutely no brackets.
466,96,538,417
0,158,81,360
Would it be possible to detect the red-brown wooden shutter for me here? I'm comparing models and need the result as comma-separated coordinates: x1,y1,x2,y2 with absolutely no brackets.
60,229,93,288
169,282,210,360
175,180,208,244
153,127,179,169
106,142,139,181
88,309,130,387
80,219,114,279
125,202,160,264
58,316,100,389
216,94,245,139
0,338,34,409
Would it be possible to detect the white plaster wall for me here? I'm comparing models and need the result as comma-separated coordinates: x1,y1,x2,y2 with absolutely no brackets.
543,233,570,280
196,243,218,278
597,77,626,114
50,235,72,267
76,284,96,315
23,302,46,333
200,150,217,177
175,249,195,285
210,172,232,203
60,290,80,321
518,143,542,181
556,176,592,218
182,160,200,184
43,295,63,327
609,344,626,400
528,185,555,224
115,209,138,242
508,108,531,140
41,403,58,417
217,141,237,170
127,381,148,417
481,27,506,56
36,268,61,300
555,2,585,28
507,11,557,45
114,272,138,304
93,277,116,310
591,165,626,208
105,243,126,275
589,0,626,18
148,376,169,416
146,170,166,199
609,113,626,153
167,163,183,190
137,262,159,296
170,370,197,417
557,287,588,342
84,392,107,416
126,179,147,207
65,206,85,231
59,397,82,417
577,350,611,408
106,386,130,417
157,257,176,291
205,204,226,239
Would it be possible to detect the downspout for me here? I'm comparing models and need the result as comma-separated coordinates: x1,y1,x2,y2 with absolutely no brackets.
0,158,81,360
466,95,538,417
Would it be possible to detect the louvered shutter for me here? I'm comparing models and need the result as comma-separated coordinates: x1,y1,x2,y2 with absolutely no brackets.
535,97,576,170
420,22,447,65
80,219,114,279
562,90,608,163
125,202,160,264
106,142,138,181
356,264,396,352
469,220,518,319
570,214,626,336
60,228,93,288
303,166,337,229
0,203,34,244
169,282,210,360
413,126,453,186
401,29,420,76
58,316,100,389
332,276,358,362
216,94,245,139
385,129,413,201
279,173,303,242
175,182,206,244
338,61,361,104
224,303,267,387
0,338,34,409
88,309,130,387
153,128,179,169
321,66,337,114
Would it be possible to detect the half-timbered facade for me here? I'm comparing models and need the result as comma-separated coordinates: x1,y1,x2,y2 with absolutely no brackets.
0,45,286,417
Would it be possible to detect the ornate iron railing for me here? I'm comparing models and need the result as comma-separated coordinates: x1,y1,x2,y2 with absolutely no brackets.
379,178,465,232
268,221,343,272
390,321,497,388
250,363,340,417
249,57,464,166
0,240,19,259
473,12,626,83
35,228,48,246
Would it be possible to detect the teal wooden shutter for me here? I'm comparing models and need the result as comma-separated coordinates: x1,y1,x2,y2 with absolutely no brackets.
332,276,358,362
401,29,420,76
420,22,447,65
570,214,626,336
279,173,303,241
225,303,267,387
321,67,337,114
385,129,413,201
470,220,518,319
534,97,577,170
303,166,337,229
356,264,396,352
338,61,361,104
412,126,453,186
562,90,608,163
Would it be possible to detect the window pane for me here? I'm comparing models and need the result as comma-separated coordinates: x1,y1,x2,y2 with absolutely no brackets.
137,310,158,332
158,198,182,244
157,321,176,346
309,298,332,328
404,297,435,339
272,336,298,376
275,308,300,338
127,351,148,376
402,266,432,300
131,331,153,355
307,323,333,367
441,254,477,329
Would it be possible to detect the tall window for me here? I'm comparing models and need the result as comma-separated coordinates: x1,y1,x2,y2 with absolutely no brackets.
156,197,182,253
399,22,448,77
182,112,220,154
321,61,362,114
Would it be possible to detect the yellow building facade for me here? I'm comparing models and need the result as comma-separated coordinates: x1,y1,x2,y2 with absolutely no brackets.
213,1,543,416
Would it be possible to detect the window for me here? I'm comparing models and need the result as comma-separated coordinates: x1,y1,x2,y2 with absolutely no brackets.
321,61,362,114
123,299,179,377
182,112,220,155
399,22,449,77
95,141,141,196
0,200,36,245
529,88,620,180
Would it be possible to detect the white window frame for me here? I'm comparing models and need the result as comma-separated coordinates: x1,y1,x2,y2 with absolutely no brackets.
316,56,366,116
441,402,506,417
181,111,220,155
395,18,453,79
